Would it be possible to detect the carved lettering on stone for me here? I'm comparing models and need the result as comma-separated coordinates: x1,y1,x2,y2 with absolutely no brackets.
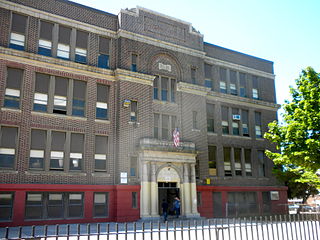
159,63,172,72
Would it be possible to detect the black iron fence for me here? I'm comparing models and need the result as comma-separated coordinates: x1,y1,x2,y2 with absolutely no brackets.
0,214,319,240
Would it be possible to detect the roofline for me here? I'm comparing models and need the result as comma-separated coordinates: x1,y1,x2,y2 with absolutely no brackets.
204,41,273,64
66,0,117,18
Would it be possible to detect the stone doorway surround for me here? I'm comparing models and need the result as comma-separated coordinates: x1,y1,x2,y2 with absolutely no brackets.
139,138,200,219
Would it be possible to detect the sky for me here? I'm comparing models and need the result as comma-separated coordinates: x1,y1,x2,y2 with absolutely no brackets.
71,0,319,111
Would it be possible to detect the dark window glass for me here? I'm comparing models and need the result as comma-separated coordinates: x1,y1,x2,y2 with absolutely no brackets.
53,77,68,115
130,101,137,122
224,147,232,176
132,192,137,208
239,73,246,97
242,110,249,137
95,136,108,171
230,70,237,95
34,73,49,112
153,76,159,100
191,68,196,84
234,148,242,176
50,131,65,170
0,193,14,221
206,103,214,132
72,80,86,117
10,13,27,50
154,113,160,139
221,106,229,134
192,111,198,129
98,37,110,68
38,21,53,56
75,31,88,64
170,79,176,102
68,194,83,218
161,77,168,101
96,84,109,120
4,68,23,109
213,192,222,217
94,193,108,217
208,146,216,176
48,193,64,218
0,127,17,169
162,114,169,140
29,129,46,170
25,193,43,219
130,157,137,177
245,149,252,176
258,150,265,177
70,133,84,171
131,54,137,72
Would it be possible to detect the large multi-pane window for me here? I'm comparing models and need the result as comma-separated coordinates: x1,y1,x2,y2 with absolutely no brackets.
75,30,88,64
34,74,86,117
244,149,252,176
255,112,262,138
98,37,110,69
229,70,237,95
206,103,214,133
9,13,27,50
234,148,242,176
241,110,249,137
94,193,109,217
69,133,84,171
50,131,66,170
239,73,247,97
223,147,232,176
258,150,266,177
219,68,227,93
227,192,258,217
29,129,46,170
4,68,23,109
57,26,71,59
38,20,53,56
252,76,259,99
153,114,177,140
204,64,213,89
221,106,229,134
0,193,14,221
0,126,18,169
25,192,83,219
208,145,217,176
153,76,176,103
95,135,108,171
96,84,109,120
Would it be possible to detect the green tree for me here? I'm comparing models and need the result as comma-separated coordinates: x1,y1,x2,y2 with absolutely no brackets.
265,67,320,202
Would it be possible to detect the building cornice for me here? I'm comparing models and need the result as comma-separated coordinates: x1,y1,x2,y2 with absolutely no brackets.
0,0,117,38
0,47,115,81
114,69,155,86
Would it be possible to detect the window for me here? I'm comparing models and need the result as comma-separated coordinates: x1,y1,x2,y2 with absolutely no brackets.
258,150,265,177
234,148,242,176
219,68,227,94
0,193,14,221
132,192,137,208
50,131,65,170
213,192,222,217
204,64,213,89
130,101,138,122
206,103,214,133
239,73,246,97
48,193,63,218
34,73,49,112
130,156,137,177
241,110,249,137
70,133,84,171
75,30,88,64
95,136,108,171
255,112,262,138
154,114,177,140
5,68,23,109
57,26,71,59
98,37,110,69
197,192,202,207
162,114,169,140
223,147,232,176
68,193,83,218
38,21,53,56
25,193,43,219
96,84,109,120
94,193,109,217
227,192,258,217
230,70,237,95
0,126,17,169
192,111,198,129
245,149,252,176
29,129,46,170
221,106,229,134
191,67,196,84
208,146,217,176
131,54,138,72
252,76,259,99
232,108,239,135
153,76,176,102
53,77,68,115
9,13,27,50
72,80,86,117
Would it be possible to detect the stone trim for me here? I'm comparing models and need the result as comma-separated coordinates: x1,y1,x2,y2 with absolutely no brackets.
115,68,155,86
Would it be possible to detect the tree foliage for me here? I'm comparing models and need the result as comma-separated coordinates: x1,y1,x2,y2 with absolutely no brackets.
264,67,320,201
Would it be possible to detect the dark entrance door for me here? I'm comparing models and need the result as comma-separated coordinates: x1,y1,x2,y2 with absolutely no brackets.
158,182,179,216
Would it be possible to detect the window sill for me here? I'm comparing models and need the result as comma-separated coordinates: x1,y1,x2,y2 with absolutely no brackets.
31,111,87,120
128,121,140,126
25,171,87,176
207,132,218,136
192,129,201,132
1,107,21,113
0,170,18,174
152,99,178,106
91,172,111,177
222,135,252,140
95,119,111,124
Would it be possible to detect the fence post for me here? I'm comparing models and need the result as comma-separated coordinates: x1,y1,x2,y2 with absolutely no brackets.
150,222,153,240
97,223,101,240
207,219,211,240
181,220,184,240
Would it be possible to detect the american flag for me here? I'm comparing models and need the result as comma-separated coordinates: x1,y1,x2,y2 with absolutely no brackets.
173,128,180,147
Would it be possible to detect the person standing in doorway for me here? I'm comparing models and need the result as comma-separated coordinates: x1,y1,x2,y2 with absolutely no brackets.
161,199,168,222
173,196,180,218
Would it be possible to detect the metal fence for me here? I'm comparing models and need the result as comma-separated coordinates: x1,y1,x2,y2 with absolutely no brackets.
0,214,319,240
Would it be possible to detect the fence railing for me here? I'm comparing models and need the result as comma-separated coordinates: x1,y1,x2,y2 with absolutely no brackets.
0,213,319,240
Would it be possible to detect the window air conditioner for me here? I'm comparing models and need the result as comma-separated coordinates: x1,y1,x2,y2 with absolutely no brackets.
232,115,241,120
